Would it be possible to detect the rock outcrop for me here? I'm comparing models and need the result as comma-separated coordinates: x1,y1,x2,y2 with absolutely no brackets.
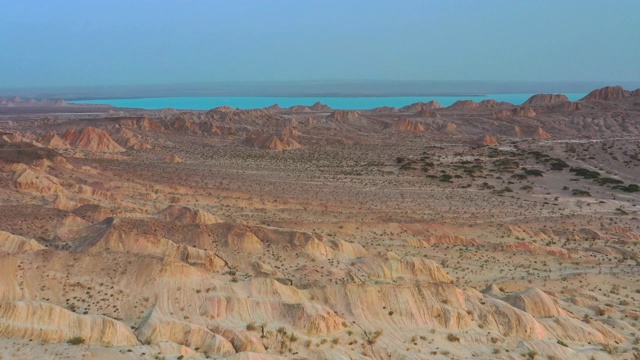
581,85,632,102
0,301,139,346
523,94,569,106
38,131,69,149
158,205,222,224
448,100,479,110
0,231,45,253
327,110,361,122
511,106,536,118
390,118,425,133
63,127,126,152
119,117,164,131
309,102,331,111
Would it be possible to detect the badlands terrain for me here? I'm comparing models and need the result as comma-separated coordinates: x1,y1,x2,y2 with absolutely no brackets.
0,86,639,360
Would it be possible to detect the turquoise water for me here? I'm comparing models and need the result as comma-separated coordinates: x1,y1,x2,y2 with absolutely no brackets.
71,93,588,110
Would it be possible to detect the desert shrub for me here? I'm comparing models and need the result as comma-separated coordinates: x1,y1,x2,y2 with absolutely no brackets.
549,159,569,170
570,167,600,179
446,333,460,342
612,184,639,192
595,177,624,185
557,339,568,347
524,169,544,177
67,337,85,345
571,189,591,197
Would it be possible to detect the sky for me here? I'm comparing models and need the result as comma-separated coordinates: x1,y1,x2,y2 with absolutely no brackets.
1,0,639,88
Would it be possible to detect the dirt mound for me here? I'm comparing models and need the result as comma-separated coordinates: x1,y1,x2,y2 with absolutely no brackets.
208,108,283,125
478,99,512,108
553,101,585,111
448,100,479,110
0,139,62,166
372,106,399,113
109,127,152,150
63,127,126,152
442,122,459,135
327,110,361,122
511,106,536,118
355,254,454,283
287,105,311,112
581,85,632,102
513,125,524,137
119,117,164,131
479,134,499,146
280,126,301,139
523,94,569,106
400,101,443,112
424,234,481,246
158,205,222,224
533,126,552,139
500,241,570,258
390,118,425,133
163,153,183,163
503,288,567,318
309,102,331,111
245,132,301,150
0,231,45,253
11,165,67,195
414,108,436,118
38,131,69,149
69,217,225,272
0,301,138,346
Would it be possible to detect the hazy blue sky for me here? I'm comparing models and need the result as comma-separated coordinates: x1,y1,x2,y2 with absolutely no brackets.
1,0,639,88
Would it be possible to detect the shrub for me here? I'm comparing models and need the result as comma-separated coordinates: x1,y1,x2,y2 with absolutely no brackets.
67,336,85,345
446,333,460,342
571,189,591,197
557,339,568,347
570,167,600,179
549,159,569,170
524,169,544,177
595,177,624,185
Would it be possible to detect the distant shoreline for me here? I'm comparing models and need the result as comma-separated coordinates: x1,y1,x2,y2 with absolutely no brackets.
2,80,638,101
69,93,589,110
66,94,489,101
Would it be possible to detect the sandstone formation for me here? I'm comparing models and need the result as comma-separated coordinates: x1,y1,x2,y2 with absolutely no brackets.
63,127,126,152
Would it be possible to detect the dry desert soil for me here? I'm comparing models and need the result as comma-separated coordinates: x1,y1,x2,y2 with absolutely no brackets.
0,86,639,360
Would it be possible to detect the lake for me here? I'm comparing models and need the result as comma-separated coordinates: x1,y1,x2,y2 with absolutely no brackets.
71,93,588,110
